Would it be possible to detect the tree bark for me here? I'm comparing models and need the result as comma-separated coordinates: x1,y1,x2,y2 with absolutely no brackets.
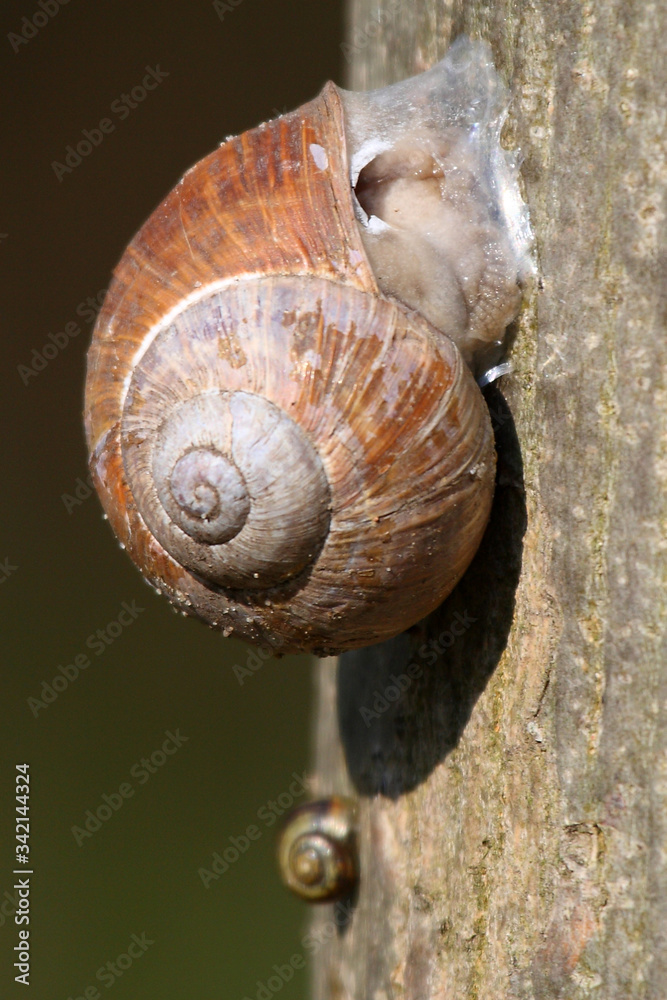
308,2,667,998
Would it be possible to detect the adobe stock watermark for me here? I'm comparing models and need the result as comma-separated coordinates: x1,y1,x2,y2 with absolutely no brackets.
241,898,354,1000
417,608,478,664
65,931,154,998
61,470,95,514
8,0,72,53
26,600,145,717
341,0,399,63
212,0,245,21
486,397,513,432
233,644,274,685
359,609,478,726
0,558,18,586
17,288,106,386
359,663,423,727
51,65,170,182
198,772,307,888
0,886,21,930
71,730,188,847
342,1,455,62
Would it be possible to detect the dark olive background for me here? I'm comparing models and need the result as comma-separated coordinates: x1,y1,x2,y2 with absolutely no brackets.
0,1,344,998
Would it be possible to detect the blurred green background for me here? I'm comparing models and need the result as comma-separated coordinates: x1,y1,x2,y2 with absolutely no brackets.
0,1,344,997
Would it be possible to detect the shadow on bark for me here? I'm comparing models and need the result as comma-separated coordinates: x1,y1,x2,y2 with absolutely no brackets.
337,384,526,797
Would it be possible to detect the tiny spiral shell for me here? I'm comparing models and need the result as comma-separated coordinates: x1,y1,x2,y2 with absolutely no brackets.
277,797,358,903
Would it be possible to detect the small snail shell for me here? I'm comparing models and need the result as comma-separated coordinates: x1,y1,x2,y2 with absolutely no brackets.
84,38,531,656
277,797,358,903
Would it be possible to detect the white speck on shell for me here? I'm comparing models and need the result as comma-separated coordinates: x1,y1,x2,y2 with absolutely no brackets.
309,143,328,170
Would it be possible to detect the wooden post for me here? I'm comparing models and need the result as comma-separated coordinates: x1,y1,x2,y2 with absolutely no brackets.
309,2,667,997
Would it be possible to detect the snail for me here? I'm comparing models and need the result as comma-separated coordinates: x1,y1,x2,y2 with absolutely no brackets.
277,797,358,903
84,37,532,656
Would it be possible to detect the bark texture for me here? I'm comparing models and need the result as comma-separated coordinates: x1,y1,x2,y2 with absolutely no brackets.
308,2,667,998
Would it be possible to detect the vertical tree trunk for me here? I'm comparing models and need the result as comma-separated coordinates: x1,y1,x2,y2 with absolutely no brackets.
308,2,667,997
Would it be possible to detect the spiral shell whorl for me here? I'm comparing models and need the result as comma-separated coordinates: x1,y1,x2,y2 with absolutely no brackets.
123,379,332,591
153,398,251,547
277,798,358,902
108,272,495,651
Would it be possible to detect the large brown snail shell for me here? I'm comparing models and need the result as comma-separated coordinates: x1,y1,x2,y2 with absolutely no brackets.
85,40,530,656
